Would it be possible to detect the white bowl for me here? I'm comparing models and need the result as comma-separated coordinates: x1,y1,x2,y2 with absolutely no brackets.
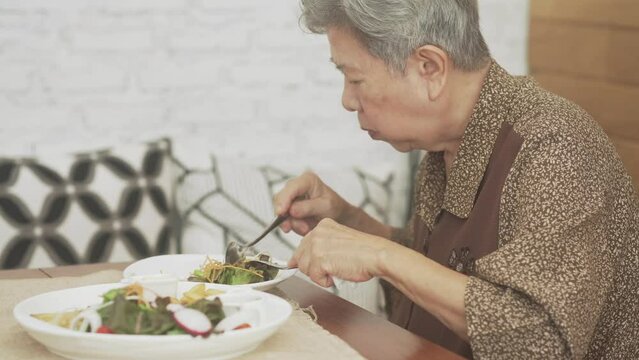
123,254,296,291
13,282,292,360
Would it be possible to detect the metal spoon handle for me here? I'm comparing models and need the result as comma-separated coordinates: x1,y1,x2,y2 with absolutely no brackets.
246,214,289,247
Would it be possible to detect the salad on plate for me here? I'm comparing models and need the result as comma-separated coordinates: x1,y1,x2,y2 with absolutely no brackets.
122,253,297,291
187,253,282,285
15,278,293,360
31,282,259,337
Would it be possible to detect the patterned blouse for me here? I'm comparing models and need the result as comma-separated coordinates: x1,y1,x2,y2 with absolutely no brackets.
389,61,639,359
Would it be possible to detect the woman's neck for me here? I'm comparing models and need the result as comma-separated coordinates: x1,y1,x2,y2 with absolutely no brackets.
442,62,491,177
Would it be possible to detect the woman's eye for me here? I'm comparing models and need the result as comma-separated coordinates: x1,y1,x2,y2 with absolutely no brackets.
349,80,363,85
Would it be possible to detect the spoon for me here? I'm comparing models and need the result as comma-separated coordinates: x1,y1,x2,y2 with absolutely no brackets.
244,258,292,270
224,214,289,264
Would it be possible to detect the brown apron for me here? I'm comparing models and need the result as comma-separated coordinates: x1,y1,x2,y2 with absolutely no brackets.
389,122,523,358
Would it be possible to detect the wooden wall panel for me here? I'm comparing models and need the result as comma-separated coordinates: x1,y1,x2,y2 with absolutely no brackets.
611,137,639,189
530,21,639,85
531,0,639,29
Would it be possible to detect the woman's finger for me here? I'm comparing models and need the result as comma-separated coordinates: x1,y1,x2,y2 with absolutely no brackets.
323,276,334,288
289,237,306,269
273,175,314,216
287,249,300,268
289,196,332,219
307,252,335,288
290,218,311,235
280,219,292,233
297,251,311,275
308,264,332,288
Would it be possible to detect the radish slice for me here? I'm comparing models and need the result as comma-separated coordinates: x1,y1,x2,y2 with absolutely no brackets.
166,303,184,313
215,308,259,333
172,308,212,337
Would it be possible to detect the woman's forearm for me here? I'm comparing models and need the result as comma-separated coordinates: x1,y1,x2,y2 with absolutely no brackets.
377,242,470,341
339,203,393,239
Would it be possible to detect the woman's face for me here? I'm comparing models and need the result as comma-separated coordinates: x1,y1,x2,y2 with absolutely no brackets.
327,27,451,153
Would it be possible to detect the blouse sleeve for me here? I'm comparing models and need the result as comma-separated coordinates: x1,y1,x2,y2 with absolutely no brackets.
464,133,618,359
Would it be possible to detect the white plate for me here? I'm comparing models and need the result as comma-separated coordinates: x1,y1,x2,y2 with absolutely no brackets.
14,282,292,360
123,254,296,291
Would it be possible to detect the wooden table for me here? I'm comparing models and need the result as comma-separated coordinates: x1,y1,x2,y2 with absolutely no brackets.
1,263,464,360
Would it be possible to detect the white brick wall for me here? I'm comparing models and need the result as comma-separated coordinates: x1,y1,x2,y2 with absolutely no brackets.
0,0,529,166
480,0,530,76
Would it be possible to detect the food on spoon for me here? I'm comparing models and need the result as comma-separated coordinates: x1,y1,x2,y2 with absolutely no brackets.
187,253,281,285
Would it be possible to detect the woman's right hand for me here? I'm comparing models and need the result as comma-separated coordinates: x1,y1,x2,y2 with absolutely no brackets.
273,171,354,236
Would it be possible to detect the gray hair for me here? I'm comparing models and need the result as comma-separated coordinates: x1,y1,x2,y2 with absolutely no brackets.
300,0,491,73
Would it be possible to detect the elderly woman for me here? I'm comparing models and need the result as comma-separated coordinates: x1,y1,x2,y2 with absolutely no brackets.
274,0,639,359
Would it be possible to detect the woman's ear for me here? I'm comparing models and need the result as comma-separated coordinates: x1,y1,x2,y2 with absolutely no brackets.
412,45,449,101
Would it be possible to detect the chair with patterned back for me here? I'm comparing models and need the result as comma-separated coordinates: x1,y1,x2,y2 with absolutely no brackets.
0,139,178,269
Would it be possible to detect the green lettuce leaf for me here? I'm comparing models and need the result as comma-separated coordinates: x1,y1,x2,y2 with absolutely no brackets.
217,267,263,285
99,295,178,335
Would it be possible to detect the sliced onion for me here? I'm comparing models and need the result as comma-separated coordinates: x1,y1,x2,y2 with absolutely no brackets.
69,309,102,333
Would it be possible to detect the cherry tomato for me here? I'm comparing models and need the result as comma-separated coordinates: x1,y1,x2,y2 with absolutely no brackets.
96,325,114,334
232,323,251,330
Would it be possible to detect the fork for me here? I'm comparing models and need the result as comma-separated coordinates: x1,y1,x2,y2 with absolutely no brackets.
224,214,289,264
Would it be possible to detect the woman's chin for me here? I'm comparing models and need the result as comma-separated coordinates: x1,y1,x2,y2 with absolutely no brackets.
389,141,413,153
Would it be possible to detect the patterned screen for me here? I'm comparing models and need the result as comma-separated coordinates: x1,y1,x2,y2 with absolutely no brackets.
0,139,177,269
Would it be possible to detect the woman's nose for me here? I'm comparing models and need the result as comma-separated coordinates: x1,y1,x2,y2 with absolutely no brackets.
341,83,359,112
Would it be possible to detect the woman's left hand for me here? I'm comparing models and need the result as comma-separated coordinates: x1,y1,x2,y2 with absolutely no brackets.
287,218,392,287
